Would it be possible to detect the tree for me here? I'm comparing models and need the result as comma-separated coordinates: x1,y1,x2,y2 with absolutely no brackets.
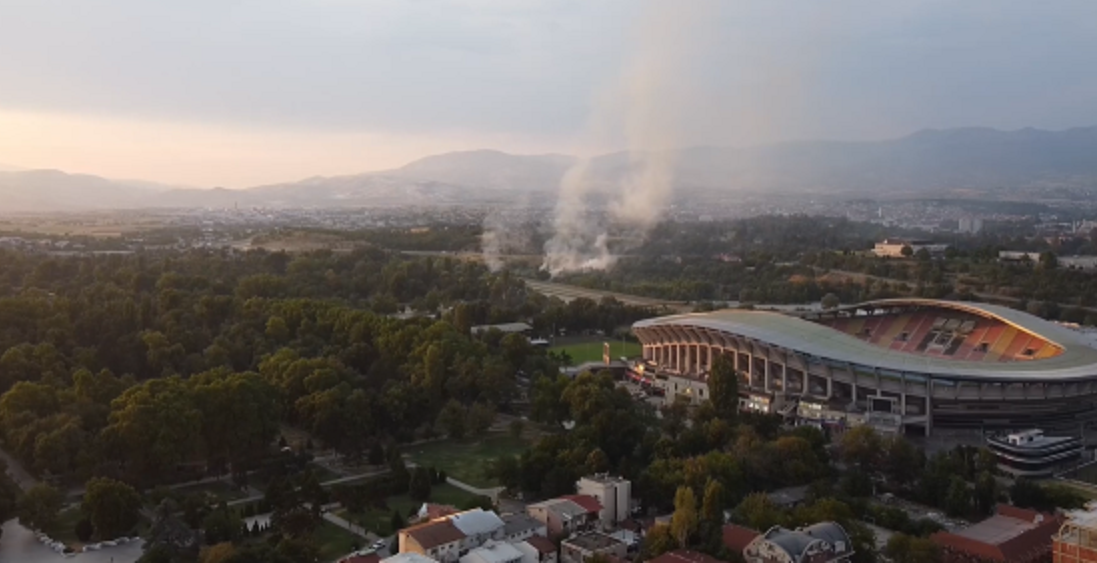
671,486,698,548
409,467,433,503
83,477,142,539
390,509,406,533
586,448,610,474
640,523,678,560
900,245,914,257
701,479,726,524
143,499,200,562
1039,251,1058,270
838,425,882,471
436,399,466,439
945,476,972,518
735,493,783,532
884,533,941,563
17,483,63,531
820,293,840,310
707,354,738,420
467,401,496,436
198,542,236,563
508,419,525,440
75,518,94,541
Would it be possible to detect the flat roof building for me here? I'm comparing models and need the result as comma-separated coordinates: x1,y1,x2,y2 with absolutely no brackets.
987,429,1083,478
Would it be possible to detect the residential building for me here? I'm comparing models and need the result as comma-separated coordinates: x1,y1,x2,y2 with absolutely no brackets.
646,550,726,563
502,513,548,544
1054,502,1097,562
560,532,627,563
460,542,525,563
722,524,760,556
931,505,1061,563
767,486,810,510
576,475,633,527
450,509,507,554
399,520,466,563
873,238,948,258
986,429,1084,478
416,503,460,523
743,522,853,563
384,554,441,563
528,497,601,537
515,536,558,563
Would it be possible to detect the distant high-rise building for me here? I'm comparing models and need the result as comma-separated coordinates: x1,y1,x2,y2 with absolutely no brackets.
959,216,984,234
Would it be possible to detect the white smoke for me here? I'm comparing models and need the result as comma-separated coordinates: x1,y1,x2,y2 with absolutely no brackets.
540,0,720,277
481,206,533,272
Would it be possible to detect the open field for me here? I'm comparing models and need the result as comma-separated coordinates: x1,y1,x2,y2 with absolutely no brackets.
549,340,641,365
336,483,480,536
405,435,528,488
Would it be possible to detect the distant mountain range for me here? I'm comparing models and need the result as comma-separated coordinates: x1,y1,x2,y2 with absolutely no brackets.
4,126,1097,211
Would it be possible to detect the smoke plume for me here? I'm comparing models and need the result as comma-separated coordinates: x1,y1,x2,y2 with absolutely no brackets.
540,0,720,277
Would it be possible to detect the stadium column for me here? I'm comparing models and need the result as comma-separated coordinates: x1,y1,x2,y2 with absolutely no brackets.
925,378,934,436
763,356,771,393
780,362,788,395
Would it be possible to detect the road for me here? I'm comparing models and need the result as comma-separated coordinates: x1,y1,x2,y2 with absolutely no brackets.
522,278,689,311
0,445,38,491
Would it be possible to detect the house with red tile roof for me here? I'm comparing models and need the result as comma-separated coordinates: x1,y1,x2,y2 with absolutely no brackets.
722,524,760,555
930,504,1061,563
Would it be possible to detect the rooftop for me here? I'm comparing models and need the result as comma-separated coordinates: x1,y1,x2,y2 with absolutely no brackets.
449,509,505,537
501,513,544,537
931,505,1061,563
523,535,558,554
634,298,1097,381
580,474,629,485
722,524,760,553
564,532,625,552
561,495,604,514
383,554,440,563
402,520,466,549
460,542,524,563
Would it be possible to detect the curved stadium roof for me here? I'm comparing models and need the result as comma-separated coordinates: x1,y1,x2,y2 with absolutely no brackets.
633,298,1097,381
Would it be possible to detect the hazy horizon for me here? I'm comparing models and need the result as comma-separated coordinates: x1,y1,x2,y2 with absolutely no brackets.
3,0,1097,187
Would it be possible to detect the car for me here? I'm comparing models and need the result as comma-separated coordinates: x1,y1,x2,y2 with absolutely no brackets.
372,540,386,550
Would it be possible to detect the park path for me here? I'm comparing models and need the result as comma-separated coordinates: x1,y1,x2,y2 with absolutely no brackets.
0,445,39,491
444,476,504,502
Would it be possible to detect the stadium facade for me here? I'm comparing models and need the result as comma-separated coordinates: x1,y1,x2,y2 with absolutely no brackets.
631,298,1097,436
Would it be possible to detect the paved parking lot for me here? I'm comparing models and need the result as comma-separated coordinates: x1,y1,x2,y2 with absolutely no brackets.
0,520,143,563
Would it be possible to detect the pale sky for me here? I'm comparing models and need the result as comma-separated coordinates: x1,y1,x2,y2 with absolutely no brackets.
1,0,1096,187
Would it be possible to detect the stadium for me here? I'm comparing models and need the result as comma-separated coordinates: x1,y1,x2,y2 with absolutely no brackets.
631,298,1097,436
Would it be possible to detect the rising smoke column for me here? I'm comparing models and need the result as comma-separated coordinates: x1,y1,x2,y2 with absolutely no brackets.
541,0,720,277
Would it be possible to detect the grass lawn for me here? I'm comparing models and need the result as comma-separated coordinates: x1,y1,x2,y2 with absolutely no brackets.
171,480,251,502
46,507,85,548
337,483,480,536
314,521,364,563
549,340,641,365
405,435,528,488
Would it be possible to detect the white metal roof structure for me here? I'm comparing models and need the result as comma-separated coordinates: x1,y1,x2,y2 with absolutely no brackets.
634,299,1097,381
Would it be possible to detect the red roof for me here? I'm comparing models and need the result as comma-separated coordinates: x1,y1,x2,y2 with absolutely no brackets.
525,535,558,554
647,549,726,563
930,505,1061,563
424,503,459,519
562,494,604,514
722,524,760,553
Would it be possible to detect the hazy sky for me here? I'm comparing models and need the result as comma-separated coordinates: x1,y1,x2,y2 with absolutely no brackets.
1,0,1096,187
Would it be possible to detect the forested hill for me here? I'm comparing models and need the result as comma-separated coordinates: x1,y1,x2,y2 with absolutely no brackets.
0,247,651,494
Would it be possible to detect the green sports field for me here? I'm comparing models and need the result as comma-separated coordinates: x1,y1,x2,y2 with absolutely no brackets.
549,340,641,365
